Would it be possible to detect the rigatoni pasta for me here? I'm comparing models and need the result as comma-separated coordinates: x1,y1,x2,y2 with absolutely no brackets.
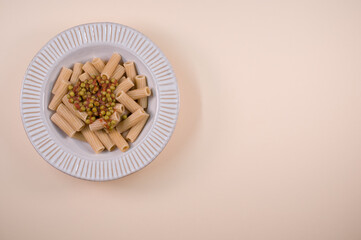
49,53,152,153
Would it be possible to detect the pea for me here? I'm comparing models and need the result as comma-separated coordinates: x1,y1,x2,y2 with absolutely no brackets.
100,110,105,116
91,116,96,121
107,97,112,102
92,107,97,113
67,94,71,99
104,115,109,120
102,75,107,80
85,119,90,124
69,91,75,97
100,105,105,110
105,80,109,84
96,76,101,80
107,89,111,93
106,93,110,98
68,85,73,90
87,111,93,116
80,106,86,112
111,78,115,83
111,93,115,98
94,101,99,106
109,126,114,130
80,83,85,88
89,103,94,108
110,86,115,90
111,120,117,125
89,84,94,89
106,111,111,116
91,75,96,79
102,97,106,101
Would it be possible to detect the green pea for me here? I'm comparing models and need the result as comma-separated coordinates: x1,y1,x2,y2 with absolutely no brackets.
111,102,115,107
106,93,110,98
96,76,101,80
79,91,84,96
92,107,97,113
105,80,109,84
94,101,99,106
102,75,107,80
91,75,96,79
107,97,112,102
111,120,117,125
69,98,74,103
80,106,86,112
89,103,94,108
100,110,105,116
111,78,115,83
68,85,73,90
104,115,109,120
102,97,106,101
122,115,127,120
106,111,111,116
85,119,90,124
111,93,115,98
69,91,75,97
110,86,115,90
107,89,111,93
67,94,71,99
91,116,96,121
80,83,85,88
100,105,105,110
87,111,93,116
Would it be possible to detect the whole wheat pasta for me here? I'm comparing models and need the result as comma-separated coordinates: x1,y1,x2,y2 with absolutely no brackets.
79,72,90,82
51,113,76,137
62,95,88,121
92,58,105,72
135,75,148,108
110,112,121,125
94,130,115,151
52,67,72,94
116,91,143,113
114,103,125,115
127,87,151,100
108,129,129,152
81,126,105,153
56,103,85,131
49,80,70,111
116,108,148,133
101,53,121,78
69,63,83,85
82,62,99,77
73,132,86,142
114,78,134,95
124,61,137,82
126,114,149,142
89,119,105,132
110,64,125,80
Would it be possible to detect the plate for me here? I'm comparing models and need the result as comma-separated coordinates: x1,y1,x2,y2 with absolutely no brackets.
20,22,179,181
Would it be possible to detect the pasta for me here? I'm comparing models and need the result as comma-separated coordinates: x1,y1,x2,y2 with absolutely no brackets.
48,80,70,111
114,103,125,115
94,130,115,151
52,67,72,94
81,126,105,153
92,58,105,72
89,119,106,132
82,62,99,76
127,87,151,100
101,53,121,78
61,95,88,121
110,64,125,80
108,129,129,152
116,91,143,113
69,63,83,85
51,113,76,137
124,61,137,82
126,114,149,142
116,108,148,133
56,103,85,131
135,75,148,108
114,78,134,95
49,54,152,153
79,72,90,82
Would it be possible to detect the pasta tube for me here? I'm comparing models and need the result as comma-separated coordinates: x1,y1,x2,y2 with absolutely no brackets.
82,62,99,77
124,61,137,82
108,129,129,152
114,78,134,95
101,53,121,78
94,130,115,151
49,80,70,111
116,108,148,133
52,67,72,94
81,126,105,153
69,63,83,85
110,64,125,80
79,72,90,82
126,114,149,142
89,119,105,132
91,58,105,72
134,75,148,108
62,95,88,121
114,104,125,115
51,113,76,137
56,103,85,131
116,91,142,113
126,87,151,100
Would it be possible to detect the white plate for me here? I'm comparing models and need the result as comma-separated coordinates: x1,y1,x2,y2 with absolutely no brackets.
20,22,179,181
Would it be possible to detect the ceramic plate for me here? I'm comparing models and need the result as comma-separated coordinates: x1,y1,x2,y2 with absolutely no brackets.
20,22,179,181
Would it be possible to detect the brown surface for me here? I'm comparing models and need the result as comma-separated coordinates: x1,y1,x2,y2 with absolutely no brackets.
1,0,361,239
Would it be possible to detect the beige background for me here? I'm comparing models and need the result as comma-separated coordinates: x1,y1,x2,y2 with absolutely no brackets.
1,0,361,239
